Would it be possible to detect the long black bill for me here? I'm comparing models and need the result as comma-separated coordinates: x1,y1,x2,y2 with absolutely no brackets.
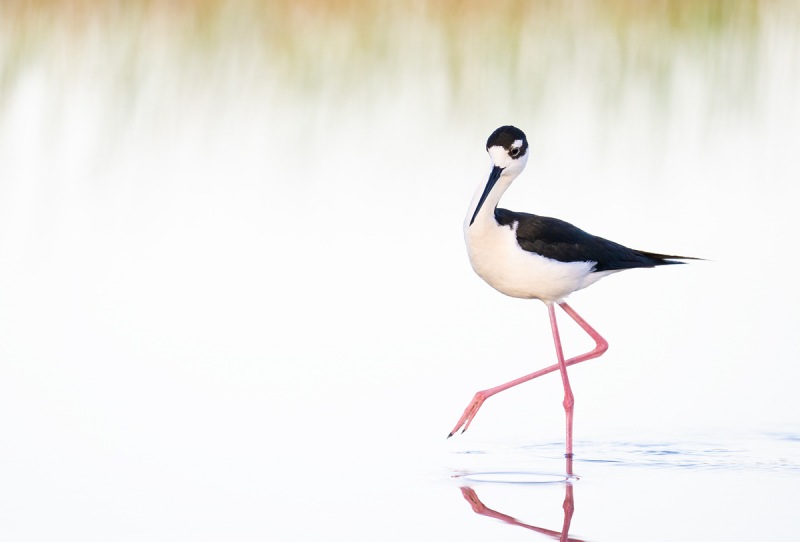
469,165,504,226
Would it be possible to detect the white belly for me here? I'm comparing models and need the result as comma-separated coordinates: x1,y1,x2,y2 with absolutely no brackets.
465,220,612,303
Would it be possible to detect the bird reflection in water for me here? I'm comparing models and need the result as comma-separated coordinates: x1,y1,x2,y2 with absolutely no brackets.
459,457,583,541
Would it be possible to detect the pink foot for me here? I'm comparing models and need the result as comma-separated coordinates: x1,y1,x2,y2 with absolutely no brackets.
448,390,488,437
447,302,608,441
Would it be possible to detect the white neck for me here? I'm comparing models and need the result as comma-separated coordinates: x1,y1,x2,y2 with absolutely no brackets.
464,167,516,230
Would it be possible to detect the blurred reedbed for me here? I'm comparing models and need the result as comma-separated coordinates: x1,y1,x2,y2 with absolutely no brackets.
0,4,799,539
0,0,780,124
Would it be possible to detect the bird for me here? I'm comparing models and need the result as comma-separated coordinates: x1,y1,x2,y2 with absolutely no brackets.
449,125,697,458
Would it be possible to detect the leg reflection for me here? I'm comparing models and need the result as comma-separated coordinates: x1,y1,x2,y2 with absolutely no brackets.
459,458,582,542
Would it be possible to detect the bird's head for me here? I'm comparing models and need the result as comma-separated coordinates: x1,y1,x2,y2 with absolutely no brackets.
486,125,529,173
469,125,529,226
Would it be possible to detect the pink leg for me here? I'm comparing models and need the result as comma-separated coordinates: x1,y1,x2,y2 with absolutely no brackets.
460,484,581,541
560,484,576,542
448,301,608,438
549,303,574,457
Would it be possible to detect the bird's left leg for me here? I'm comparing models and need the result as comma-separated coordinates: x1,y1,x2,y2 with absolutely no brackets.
550,302,612,457
448,303,608,438
549,303,574,457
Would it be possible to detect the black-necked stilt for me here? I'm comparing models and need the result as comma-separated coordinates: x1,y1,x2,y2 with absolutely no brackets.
450,125,697,457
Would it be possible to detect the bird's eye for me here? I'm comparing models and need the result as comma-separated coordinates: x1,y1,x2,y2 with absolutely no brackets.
510,147,521,158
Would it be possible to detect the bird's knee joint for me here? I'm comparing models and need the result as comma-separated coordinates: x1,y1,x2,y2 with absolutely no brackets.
563,396,574,410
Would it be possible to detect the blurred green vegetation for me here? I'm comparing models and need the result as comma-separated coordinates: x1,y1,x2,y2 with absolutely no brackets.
0,0,791,121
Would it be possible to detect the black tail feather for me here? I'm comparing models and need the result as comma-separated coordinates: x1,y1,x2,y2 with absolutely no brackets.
635,250,703,265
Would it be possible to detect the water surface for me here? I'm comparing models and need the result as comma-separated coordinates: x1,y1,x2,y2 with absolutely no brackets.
1,2,799,540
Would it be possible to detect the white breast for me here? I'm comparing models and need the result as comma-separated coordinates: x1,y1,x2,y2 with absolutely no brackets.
464,218,607,304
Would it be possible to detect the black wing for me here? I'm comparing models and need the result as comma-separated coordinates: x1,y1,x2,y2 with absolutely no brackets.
495,208,692,272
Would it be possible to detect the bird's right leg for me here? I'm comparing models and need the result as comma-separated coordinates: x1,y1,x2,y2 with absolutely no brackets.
448,302,608,437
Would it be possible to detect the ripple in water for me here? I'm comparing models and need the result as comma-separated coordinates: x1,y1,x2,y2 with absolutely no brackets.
453,471,570,484
450,432,800,480
527,433,800,474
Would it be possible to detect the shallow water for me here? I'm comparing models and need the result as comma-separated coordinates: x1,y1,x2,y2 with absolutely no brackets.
1,2,799,540
447,432,800,540
453,433,800,477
